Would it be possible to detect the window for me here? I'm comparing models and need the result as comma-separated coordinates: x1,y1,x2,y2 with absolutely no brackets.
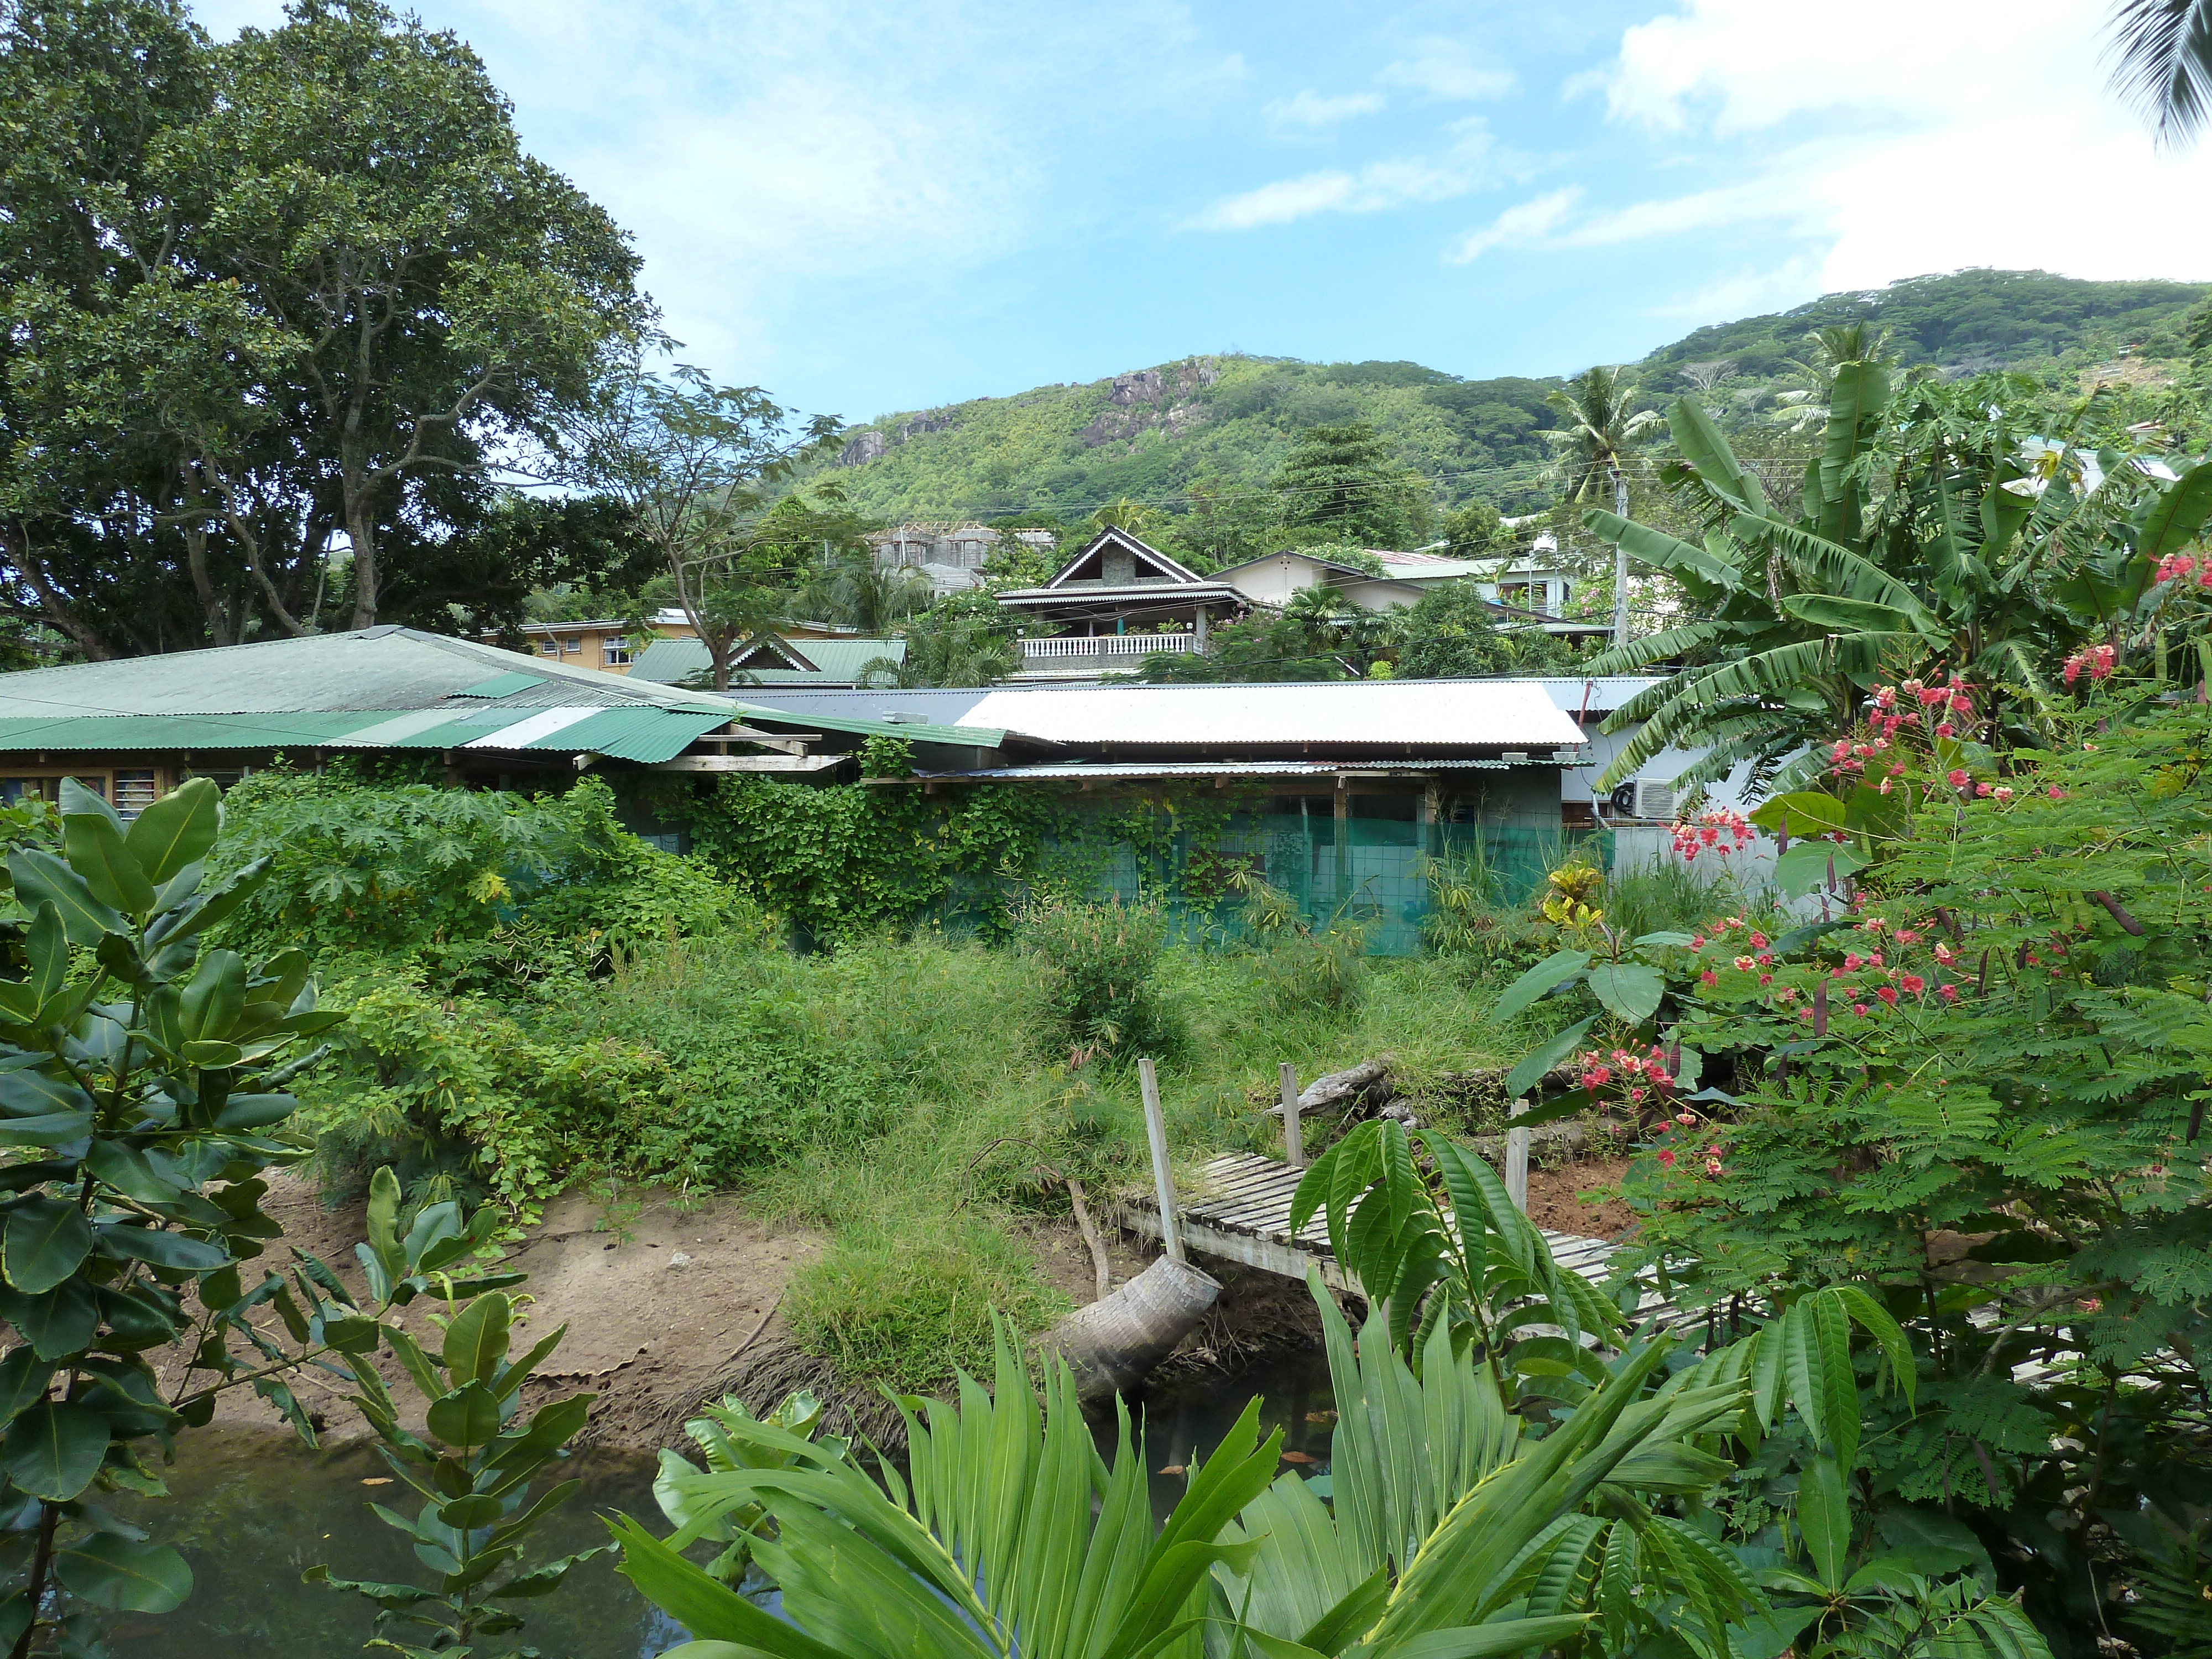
602,636,630,666
562,637,583,655
539,641,561,657
113,771,157,820
190,770,246,792
1499,582,1535,610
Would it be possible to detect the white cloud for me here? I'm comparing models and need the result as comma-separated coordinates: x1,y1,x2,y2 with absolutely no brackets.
1580,0,2212,290
1191,156,1479,230
1267,88,1387,127
1448,187,1584,262
1381,36,1514,101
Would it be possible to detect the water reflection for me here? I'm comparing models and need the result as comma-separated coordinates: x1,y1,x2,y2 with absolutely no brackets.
108,1347,1335,1656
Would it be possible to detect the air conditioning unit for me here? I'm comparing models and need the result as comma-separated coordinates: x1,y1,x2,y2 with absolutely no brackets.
1608,778,1676,821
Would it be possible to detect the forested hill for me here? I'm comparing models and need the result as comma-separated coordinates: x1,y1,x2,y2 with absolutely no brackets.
811,269,2208,523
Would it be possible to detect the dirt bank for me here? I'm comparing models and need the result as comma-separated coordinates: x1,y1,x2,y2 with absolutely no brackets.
1524,1154,1636,1238
166,1175,1324,1455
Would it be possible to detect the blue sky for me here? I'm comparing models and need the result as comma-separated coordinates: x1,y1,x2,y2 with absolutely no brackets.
195,0,2212,427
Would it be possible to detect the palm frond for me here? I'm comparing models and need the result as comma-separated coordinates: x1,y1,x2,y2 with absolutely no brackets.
2107,0,2212,144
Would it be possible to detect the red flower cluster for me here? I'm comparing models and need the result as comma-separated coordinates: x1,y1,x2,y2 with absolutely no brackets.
2156,551,2211,587
1672,808,1752,863
2062,643,2115,685
1574,1043,1674,1107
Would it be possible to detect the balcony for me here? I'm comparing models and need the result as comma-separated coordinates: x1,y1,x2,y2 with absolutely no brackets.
1021,633,1202,665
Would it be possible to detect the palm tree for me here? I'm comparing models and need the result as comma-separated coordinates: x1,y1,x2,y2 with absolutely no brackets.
2108,0,2212,145
1546,368,1662,647
803,554,931,635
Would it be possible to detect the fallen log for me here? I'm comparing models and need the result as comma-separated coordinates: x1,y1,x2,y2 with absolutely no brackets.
1040,1254,1222,1402
1264,1055,1394,1118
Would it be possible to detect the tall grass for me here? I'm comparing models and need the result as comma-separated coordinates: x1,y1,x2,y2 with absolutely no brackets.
534,928,1511,1390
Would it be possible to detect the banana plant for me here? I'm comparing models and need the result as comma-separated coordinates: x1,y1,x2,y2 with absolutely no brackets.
1579,365,2212,795
1288,1119,1621,1371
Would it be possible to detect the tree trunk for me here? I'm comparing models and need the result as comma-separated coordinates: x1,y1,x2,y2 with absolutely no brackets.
1041,1254,1219,1402
346,491,378,630
8,529,116,660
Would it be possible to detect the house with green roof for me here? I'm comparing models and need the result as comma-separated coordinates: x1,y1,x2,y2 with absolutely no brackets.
0,627,1007,816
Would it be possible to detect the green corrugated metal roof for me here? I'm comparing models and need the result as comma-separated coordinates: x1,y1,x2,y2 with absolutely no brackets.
374,708,535,748
0,712,393,752
630,637,905,686
456,671,549,698
526,708,728,764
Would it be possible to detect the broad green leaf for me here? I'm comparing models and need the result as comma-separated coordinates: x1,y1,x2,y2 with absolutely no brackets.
213,1094,299,1130
490,1542,612,1599
7,850,125,947
1632,930,1694,948
0,1279,99,1359
1797,1454,1850,1591
2136,460,2212,561
92,1224,230,1273
179,950,246,1043
1820,361,1890,502
1748,791,1850,837
609,1515,847,1656
1,1401,109,1500
54,1532,192,1613
0,1348,55,1427
3,1198,93,1294
436,1492,507,1528
0,1067,96,1120
1488,949,1590,1025
57,776,124,833
1773,841,1867,898
1582,511,1743,591
181,1040,244,1069
442,1293,513,1386
23,902,66,1009
1667,395,1765,514
1504,1014,1599,1099
1781,591,1942,638
0,1109,95,1150
425,1380,503,1451
1585,963,1663,1025
322,1316,383,1355
122,777,220,886
365,1165,406,1285
61,810,155,917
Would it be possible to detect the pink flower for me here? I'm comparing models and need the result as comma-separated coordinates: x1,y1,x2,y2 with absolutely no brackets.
1993,786,2013,802
1947,769,1970,789
1705,1157,1725,1176
1939,984,1959,1002
1676,1112,1696,1126
1749,932,1768,949
1734,954,1755,971
1689,934,1705,948
1759,972,1773,986
1936,722,1957,739
1949,693,1974,714
1933,943,1955,964
1844,952,1864,971
1876,985,1900,1006
1853,1002,1870,1017
1900,973,1926,995
1656,1148,1676,1168
1699,970,1719,987
1976,782,1993,797
2047,785,2066,800
1880,777,1893,794
1628,1087,1646,1104
1895,930,1920,944
1867,952,1884,968
1875,686,1897,709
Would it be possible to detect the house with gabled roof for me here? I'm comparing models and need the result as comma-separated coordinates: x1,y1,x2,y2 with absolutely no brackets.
627,632,906,689
992,526,1245,678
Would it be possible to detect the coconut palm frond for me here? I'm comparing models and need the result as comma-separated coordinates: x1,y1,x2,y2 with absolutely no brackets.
2107,0,2212,145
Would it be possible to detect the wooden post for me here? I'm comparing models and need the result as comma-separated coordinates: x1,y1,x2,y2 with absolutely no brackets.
1505,1097,1531,1214
1279,1062,1303,1169
1139,1057,1185,1263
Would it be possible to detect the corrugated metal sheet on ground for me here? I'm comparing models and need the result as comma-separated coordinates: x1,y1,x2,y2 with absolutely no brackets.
0,712,394,753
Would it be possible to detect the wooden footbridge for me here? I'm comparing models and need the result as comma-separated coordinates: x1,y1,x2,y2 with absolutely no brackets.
1112,1058,1627,1306
1111,1150,1625,1300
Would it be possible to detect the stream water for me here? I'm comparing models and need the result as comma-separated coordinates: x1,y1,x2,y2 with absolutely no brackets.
109,1347,1337,1658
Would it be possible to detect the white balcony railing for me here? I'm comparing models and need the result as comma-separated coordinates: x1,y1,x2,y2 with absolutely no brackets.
1022,634,1201,661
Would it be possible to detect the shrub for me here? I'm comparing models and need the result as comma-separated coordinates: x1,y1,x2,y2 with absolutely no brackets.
1021,898,1186,1062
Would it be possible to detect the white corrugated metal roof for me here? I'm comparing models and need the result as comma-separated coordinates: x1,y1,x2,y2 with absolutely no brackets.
912,759,1526,780
1507,677,1668,716
951,680,1583,749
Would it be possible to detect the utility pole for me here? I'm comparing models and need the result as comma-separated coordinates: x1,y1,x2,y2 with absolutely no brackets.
1611,465,1631,648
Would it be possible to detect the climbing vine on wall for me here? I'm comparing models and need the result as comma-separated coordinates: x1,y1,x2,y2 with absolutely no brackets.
650,771,1267,944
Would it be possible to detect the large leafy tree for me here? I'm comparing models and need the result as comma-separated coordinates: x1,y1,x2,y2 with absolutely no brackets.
1579,357,2212,794
0,0,648,653
1273,423,1431,551
555,360,837,691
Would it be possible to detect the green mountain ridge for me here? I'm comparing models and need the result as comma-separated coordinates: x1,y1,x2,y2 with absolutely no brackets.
811,269,2208,525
